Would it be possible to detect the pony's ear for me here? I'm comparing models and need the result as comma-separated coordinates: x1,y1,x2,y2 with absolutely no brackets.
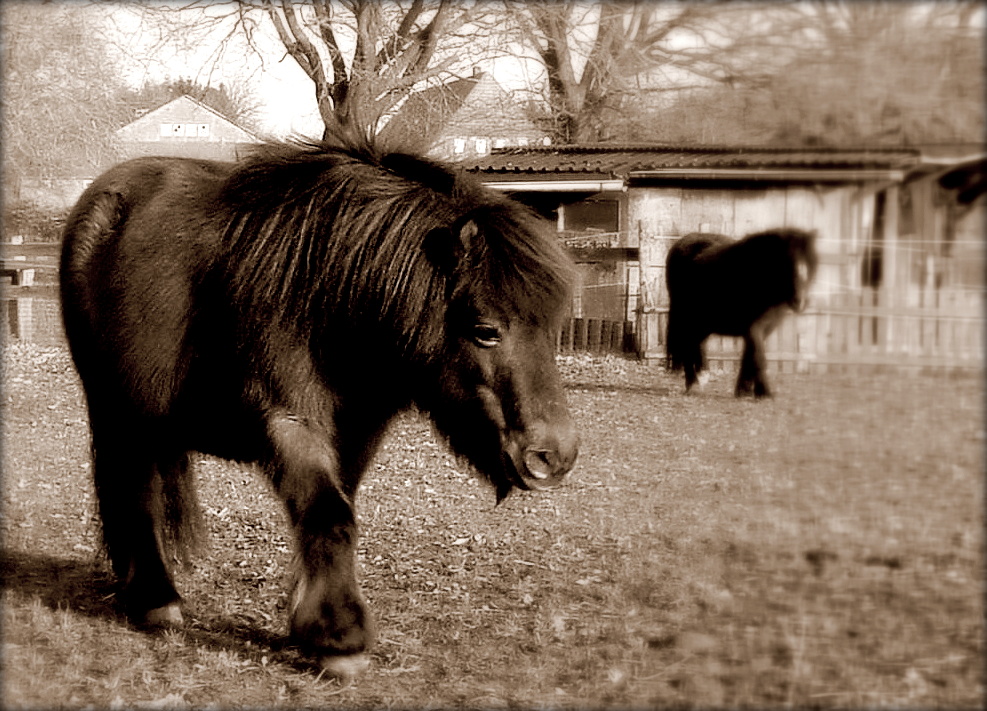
423,219,477,274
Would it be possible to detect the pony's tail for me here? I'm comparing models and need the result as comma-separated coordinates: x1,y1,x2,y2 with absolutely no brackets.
665,305,684,372
664,242,691,372
61,182,203,565
59,187,127,372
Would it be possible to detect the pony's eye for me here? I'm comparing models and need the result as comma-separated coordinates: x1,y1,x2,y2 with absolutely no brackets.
471,323,502,348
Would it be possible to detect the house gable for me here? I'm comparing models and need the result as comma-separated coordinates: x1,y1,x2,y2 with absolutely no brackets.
117,94,260,143
115,95,261,162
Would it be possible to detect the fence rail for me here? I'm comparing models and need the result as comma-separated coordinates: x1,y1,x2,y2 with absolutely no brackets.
3,296,980,374
1,241,59,288
636,300,983,374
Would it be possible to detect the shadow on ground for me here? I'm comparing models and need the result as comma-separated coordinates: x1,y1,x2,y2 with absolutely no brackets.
0,549,320,673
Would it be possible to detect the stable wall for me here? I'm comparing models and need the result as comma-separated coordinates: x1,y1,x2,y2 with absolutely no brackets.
628,180,982,371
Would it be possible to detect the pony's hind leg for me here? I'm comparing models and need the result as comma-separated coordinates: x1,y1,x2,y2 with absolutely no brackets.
91,423,186,627
683,340,707,393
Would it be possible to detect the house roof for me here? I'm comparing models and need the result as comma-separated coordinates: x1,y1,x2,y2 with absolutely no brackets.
380,70,542,152
116,94,261,143
114,141,259,163
465,144,926,188
381,77,479,146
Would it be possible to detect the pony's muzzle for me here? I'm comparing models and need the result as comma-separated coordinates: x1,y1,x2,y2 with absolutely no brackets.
518,430,578,490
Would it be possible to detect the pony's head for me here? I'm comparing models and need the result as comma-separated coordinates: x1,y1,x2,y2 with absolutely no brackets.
417,199,579,501
220,139,579,501
786,228,819,312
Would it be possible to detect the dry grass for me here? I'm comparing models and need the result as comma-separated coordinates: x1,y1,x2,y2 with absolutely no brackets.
2,344,983,709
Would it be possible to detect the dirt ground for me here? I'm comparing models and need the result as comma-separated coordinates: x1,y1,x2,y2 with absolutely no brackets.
2,343,983,709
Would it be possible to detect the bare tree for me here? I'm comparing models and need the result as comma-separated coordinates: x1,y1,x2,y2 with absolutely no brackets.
139,1,500,139
507,1,799,144
655,0,986,147
520,0,983,147
768,0,986,145
1,2,131,192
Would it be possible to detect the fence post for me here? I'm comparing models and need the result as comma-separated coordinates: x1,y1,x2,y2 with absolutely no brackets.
574,318,588,351
7,297,34,341
879,185,901,358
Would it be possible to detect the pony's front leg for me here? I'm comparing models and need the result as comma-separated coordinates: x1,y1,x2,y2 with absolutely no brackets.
737,333,771,398
264,413,373,679
740,311,785,398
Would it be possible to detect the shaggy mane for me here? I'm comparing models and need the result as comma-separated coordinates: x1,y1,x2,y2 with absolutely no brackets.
213,136,573,356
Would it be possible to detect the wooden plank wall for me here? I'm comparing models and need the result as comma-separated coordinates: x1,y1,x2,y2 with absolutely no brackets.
1,240,63,344
557,317,635,355
629,182,984,373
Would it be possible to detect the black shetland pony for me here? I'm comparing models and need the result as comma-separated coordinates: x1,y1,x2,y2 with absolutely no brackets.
60,131,579,678
665,228,818,398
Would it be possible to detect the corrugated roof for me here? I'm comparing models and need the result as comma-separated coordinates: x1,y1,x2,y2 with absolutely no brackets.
465,144,923,177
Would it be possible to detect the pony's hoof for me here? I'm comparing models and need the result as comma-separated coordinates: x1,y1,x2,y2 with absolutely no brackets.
142,602,184,628
317,652,370,681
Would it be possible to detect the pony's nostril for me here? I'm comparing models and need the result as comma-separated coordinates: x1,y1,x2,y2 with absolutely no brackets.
523,448,557,480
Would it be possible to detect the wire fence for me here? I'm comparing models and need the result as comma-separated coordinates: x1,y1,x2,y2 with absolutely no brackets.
574,232,984,370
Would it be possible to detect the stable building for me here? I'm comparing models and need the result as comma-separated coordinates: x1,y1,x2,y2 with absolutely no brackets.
467,144,985,372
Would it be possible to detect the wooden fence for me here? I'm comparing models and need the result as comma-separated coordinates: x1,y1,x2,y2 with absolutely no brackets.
557,317,635,355
2,295,64,345
4,239,980,373
636,294,983,374
5,291,979,373
1,240,63,345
